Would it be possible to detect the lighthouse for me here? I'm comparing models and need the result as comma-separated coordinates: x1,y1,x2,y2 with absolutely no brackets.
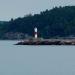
34,27,38,39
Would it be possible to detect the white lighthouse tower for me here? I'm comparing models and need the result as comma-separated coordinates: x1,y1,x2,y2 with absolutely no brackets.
34,27,38,39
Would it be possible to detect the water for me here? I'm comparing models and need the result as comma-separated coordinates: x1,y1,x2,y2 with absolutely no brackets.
0,41,75,75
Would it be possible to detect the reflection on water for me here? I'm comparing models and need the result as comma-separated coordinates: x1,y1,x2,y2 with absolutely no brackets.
0,41,75,75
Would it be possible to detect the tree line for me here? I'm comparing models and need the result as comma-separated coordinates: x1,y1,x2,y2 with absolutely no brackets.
0,6,75,39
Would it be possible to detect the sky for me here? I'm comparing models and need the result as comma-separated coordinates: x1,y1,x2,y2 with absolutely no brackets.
0,0,75,21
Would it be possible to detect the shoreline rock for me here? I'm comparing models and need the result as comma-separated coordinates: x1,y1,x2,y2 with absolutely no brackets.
15,39,75,45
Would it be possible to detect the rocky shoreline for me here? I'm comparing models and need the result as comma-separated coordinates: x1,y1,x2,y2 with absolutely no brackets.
15,39,75,45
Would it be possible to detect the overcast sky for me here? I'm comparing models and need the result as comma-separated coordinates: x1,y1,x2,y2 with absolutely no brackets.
0,0,75,21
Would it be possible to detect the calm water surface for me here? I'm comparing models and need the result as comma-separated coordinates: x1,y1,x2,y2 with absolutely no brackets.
0,41,75,75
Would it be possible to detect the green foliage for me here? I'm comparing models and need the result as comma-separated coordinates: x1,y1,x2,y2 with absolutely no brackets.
1,6,75,39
